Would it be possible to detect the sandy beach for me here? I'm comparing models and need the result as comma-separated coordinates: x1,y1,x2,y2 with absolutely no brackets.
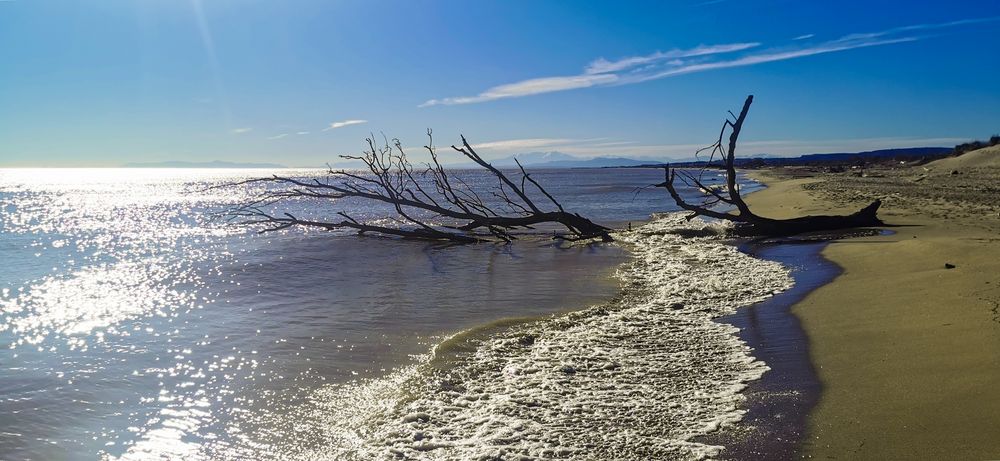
745,146,1000,459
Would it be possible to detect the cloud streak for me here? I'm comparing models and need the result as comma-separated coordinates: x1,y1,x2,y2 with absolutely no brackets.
466,136,969,160
620,36,918,84
420,75,616,107
469,137,703,158
323,119,368,131
420,17,998,106
471,137,606,151
261,120,365,140
583,42,759,74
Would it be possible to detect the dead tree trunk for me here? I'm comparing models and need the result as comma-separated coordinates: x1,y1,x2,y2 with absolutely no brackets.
657,95,884,237
226,130,612,243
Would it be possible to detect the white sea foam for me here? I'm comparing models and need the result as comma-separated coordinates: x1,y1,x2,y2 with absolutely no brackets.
256,213,793,460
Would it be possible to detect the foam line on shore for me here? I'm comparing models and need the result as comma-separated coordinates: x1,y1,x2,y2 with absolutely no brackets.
260,212,793,460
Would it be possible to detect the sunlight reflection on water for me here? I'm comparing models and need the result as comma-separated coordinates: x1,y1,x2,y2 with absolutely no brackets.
0,169,262,350
0,168,650,460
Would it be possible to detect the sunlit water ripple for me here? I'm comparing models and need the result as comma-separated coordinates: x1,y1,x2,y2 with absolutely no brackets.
0,167,778,460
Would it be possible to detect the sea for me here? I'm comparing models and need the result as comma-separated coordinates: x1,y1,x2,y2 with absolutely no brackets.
0,167,793,460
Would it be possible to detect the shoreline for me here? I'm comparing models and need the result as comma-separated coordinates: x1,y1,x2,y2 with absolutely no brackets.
694,176,842,460
698,239,835,459
744,166,1000,459
311,213,794,459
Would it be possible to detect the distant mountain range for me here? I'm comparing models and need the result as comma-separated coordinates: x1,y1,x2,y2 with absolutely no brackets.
453,151,656,169
490,151,577,165
123,160,287,168
531,157,653,168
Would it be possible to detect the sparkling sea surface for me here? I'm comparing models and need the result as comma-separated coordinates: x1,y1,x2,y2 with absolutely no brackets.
4,167,753,459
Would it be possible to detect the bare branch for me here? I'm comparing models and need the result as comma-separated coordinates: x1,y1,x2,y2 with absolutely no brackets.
224,131,612,242
655,95,885,236
515,158,565,213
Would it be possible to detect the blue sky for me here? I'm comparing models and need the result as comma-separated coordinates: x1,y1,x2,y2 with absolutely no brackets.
1,0,999,167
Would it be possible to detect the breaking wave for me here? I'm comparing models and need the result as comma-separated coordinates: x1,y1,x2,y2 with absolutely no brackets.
247,213,793,460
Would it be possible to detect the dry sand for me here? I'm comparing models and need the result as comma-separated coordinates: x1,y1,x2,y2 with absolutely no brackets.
744,146,1000,459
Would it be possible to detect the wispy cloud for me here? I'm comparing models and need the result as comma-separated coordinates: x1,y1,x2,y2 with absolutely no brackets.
259,120,363,140
420,75,617,107
396,134,966,166
620,36,918,85
421,17,998,106
323,119,368,131
590,140,640,147
231,127,252,134
583,42,759,74
419,43,754,107
472,137,604,151
467,136,968,160
855,16,1000,38
469,137,698,158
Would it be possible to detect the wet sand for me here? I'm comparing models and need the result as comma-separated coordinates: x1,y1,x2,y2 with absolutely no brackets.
744,152,1000,459
697,240,834,460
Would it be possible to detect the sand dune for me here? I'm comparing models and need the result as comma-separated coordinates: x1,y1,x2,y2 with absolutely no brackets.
925,144,1000,170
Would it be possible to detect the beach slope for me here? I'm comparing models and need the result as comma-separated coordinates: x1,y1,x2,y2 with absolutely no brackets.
745,150,1000,459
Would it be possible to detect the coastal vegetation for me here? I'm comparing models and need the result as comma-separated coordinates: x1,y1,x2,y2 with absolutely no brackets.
949,135,1000,157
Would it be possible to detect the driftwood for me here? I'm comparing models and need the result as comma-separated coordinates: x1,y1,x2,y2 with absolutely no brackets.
227,130,612,243
657,95,884,236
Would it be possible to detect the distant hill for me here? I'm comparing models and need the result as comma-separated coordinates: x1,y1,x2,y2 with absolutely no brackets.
925,144,1000,170
769,147,952,165
658,147,952,168
124,160,287,168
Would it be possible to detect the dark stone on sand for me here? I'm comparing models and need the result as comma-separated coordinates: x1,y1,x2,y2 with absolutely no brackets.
945,263,956,269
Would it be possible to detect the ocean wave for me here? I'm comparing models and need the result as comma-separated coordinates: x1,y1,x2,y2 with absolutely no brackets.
258,212,793,460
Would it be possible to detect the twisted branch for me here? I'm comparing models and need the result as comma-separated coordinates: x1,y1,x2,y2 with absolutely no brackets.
657,95,884,236
223,130,612,243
